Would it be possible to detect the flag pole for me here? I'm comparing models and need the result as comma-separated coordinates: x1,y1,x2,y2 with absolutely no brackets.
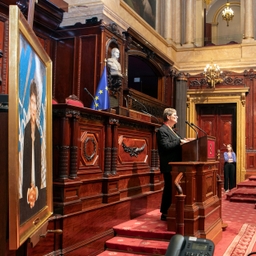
90,60,110,110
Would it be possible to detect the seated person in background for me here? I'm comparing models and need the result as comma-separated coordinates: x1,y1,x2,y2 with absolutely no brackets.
223,144,236,192
107,48,123,77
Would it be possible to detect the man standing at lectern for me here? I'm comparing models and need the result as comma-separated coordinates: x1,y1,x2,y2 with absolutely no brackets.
156,108,188,221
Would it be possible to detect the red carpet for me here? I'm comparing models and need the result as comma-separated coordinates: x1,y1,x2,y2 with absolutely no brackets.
214,191,256,256
98,190,256,256
223,223,256,255
227,176,256,203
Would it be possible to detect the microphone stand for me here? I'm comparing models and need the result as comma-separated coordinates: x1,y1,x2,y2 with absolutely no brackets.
191,123,208,136
84,87,97,110
127,94,148,113
185,121,198,139
141,110,159,123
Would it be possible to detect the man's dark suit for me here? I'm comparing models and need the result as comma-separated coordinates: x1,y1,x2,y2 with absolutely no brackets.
156,124,182,215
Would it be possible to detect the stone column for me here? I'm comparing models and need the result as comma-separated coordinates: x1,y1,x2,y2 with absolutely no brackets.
242,0,254,43
172,0,181,45
175,73,188,138
163,0,172,40
184,0,194,47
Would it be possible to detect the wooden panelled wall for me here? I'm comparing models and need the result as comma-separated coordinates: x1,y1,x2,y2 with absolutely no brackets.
187,70,256,177
47,104,162,255
0,0,169,255
1,0,256,254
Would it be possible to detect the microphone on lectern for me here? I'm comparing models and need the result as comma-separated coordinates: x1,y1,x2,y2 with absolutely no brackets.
84,87,97,109
185,121,198,139
190,123,208,136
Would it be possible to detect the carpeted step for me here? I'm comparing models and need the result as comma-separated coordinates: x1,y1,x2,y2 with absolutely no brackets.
97,211,173,256
237,180,256,188
104,236,169,255
227,187,256,202
248,175,256,181
229,196,256,203
227,187,256,196
113,219,174,241
97,250,148,256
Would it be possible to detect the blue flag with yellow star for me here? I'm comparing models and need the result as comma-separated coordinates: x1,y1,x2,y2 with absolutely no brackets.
91,66,110,110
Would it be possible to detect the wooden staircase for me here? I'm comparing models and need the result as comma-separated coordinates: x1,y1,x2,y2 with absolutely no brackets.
226,176,256,207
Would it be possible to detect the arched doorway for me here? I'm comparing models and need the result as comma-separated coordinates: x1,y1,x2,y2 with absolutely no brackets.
186,88,249,183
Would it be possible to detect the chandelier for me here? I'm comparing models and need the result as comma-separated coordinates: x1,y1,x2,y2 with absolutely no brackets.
203,64,222,88
222,0,234,27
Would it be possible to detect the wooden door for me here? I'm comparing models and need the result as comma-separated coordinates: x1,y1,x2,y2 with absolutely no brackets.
196,104,236,180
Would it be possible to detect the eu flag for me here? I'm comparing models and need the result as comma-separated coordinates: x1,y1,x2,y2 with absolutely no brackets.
91,66,110,110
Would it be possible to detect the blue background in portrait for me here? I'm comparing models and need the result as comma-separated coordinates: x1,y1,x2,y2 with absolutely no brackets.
18,34,47,197
19,34,46,148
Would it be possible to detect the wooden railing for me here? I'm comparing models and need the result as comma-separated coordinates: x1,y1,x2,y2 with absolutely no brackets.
174,172,185,236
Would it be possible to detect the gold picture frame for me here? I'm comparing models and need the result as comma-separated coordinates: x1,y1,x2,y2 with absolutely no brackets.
8,5,53,249
122,0,156,29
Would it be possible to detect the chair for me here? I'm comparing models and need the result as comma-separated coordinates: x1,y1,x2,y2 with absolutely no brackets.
65,94,84,107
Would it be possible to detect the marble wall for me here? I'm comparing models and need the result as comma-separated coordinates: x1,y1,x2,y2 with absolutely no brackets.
60,0,256,74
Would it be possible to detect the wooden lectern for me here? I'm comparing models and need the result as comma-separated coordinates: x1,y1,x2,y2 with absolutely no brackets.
181,135,216,162
167,135,223,244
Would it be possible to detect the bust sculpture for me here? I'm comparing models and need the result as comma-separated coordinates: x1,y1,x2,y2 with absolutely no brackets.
107,48,123,77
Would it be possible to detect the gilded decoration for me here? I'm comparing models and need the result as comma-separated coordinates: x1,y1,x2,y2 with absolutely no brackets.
189,71,244,89
186,87,249,184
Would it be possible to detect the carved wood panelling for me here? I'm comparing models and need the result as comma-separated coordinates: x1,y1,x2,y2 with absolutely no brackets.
117,131,151,167
118,136,148,162
205,173,214,197
188,71,246,90
246,153,256,169
51,21,125,108
119,174,151,199
81,132,98,165
188,69,256,177
78,124,104,178
0,1,164,255
54,38,75,102
79,35,98,103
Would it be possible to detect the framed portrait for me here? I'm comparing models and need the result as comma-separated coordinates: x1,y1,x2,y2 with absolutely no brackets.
122,0,156,29
8,5,53,249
